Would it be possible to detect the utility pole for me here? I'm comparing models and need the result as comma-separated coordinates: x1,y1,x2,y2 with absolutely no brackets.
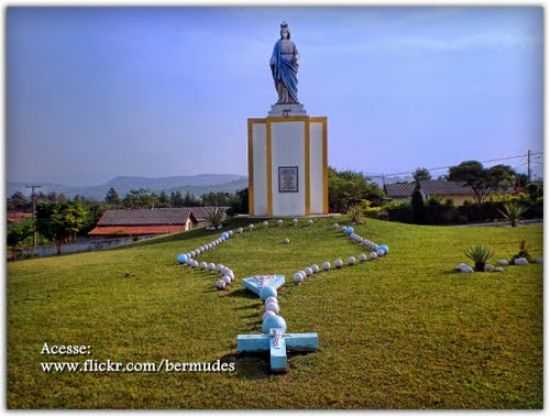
527,150,532,183
25,185,42,254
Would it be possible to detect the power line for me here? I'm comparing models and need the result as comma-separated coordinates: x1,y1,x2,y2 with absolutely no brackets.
366,152,543,180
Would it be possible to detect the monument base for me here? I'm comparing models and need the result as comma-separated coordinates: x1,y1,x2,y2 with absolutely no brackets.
268,103,307,116
248,115,328,217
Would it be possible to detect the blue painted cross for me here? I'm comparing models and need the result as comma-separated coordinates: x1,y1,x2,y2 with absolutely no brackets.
242,275,285,299
237,329,319,373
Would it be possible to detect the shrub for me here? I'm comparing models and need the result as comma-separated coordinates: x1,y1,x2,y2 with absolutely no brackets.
465,245,494,272
205,207,226,228
498,202,526,227
347,204,364,224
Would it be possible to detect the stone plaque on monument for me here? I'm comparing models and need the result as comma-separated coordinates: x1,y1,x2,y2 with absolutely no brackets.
247,22,328,217
278,167,299,193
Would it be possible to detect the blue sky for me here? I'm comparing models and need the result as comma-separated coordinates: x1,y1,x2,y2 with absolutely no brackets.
7,6,543,186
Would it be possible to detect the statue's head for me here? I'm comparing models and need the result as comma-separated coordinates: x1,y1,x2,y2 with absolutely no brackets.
280,21,290,39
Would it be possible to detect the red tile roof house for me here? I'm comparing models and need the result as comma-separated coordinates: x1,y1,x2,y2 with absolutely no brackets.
89,208,200,238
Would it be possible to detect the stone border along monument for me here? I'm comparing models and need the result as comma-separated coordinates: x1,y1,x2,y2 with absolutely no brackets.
248,22,329,217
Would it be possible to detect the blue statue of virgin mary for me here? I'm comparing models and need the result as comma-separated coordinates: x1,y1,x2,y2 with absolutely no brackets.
270,22,300,104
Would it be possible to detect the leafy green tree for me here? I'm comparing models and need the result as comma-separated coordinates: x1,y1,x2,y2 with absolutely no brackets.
448,161,516,204
105,187,121,205
182,192,200,207
228,188,248,216
170,191,185,207
7,219,33,248
158,191,170,208
37,202,88,254
7,192,31,212
413,167,431,183
328,167,383,213
123,189,154,209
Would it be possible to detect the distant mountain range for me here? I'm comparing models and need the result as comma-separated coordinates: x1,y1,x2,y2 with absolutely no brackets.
8,174,248,200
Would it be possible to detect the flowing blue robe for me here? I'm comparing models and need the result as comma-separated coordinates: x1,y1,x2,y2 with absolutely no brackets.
270,40,299,103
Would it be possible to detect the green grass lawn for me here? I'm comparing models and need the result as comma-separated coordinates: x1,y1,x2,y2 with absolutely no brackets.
7,217,543,409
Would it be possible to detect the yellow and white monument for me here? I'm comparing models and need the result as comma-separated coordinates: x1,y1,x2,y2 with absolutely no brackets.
248,22,328,217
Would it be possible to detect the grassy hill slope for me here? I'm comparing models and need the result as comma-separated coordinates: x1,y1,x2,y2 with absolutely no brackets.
7,218,543,409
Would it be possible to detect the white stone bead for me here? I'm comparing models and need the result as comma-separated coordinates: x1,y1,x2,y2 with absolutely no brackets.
347,256,357,266
264,296,278,306
293,272,304,284
208,263,216,271
200,261,208,270
335,258,344,268
263,310,276,320
265,302,280,313
311,264,320,273
223,275,232,284
359,253,368,262
322,261,331,271
305,267,313,276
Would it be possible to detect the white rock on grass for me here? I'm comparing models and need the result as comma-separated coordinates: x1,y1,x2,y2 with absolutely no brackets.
293,218,299,226
359,253,368,262
513,257,529,265
215,279,226,290
238,227,244,233
222,275,232,285
248,224,255,230
322,261,331,271
293,272,305,284
200,261,208,270
277,219,284,226
347,256,357,266
333,223,340,229
311,264,320,273
304,267,313,276
455,263,474,273
368,252,378,261
263,220,269,227
494,266,505,272
308,219,314,225
207,263,217,271
335,259,344,269
484,264,496,272
283,238,290,244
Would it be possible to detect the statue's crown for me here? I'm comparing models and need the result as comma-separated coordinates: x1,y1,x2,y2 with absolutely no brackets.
280,21,288,29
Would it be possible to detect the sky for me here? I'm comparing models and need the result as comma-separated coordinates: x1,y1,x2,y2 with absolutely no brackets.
6,6,544,186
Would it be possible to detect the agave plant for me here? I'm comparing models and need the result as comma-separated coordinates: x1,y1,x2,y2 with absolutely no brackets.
465,245,494,272
347,204,364,224
498,202,526,227
205,207,226,228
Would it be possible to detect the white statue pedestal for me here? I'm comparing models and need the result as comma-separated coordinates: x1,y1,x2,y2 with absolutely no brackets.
247,115,328,217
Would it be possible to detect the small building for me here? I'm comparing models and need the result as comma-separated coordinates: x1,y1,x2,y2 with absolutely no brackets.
384,180,476,206
88,208,199,238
